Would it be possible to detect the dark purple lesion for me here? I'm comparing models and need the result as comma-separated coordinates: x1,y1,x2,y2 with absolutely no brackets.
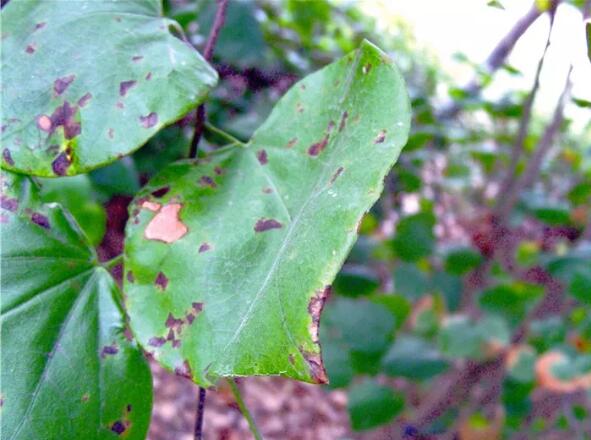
254,218,283,232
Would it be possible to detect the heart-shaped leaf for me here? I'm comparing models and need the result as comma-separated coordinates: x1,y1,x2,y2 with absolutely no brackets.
1,0,217,176
1,173,152,440
124,40,411,386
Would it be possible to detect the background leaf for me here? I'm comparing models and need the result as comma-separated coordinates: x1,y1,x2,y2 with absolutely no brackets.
1,0,217,176
0,172,152,440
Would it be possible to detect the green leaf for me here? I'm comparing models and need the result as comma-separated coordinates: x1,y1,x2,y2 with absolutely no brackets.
392,212,435,262
382,336,449,380
0,172,152,439
479,282,544,320
393,262,430,299
124,41,411,386
333,265,380,297
347,379,404,431
587,22,591,61
1,0,217,176
444,247,483,275
36,174,107,246
438,315,510,359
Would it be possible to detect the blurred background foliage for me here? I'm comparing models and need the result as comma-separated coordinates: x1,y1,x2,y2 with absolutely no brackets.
35,0,590,437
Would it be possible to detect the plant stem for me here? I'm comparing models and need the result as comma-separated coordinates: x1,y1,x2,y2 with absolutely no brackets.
189,0,229,159
103,254,123,270
193,387,207,440
205,122,246,146
227,379,263,440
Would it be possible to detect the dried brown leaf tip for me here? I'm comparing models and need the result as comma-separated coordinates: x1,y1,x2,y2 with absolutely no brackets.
256,149,268,165
144,203,188,243
536,351,591,393
308,286,330,345
139,112,158,128
254,218,283,232
300,349,328,385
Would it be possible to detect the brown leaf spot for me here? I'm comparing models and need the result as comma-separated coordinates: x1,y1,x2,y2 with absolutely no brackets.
126,271,135,283
110,421,126,435
145,72,152,81
155,272,168,290
141,200,161,212
49,101,80,139
116,101,124,109
119,80,137,97
0,214,9,223
287,138,298,148
101,344,119,358
132,55,143,62
199,242,211,253
140,112,158,128
308,135,329,156
174,360,192,379
2,149,14,166
52,152,71,176
339,111,348,132
186,313,195,324
37,115,52,132
148,337,166,347
165,313,184,329
301,350,328,384
296,102,304,113
374,130,386,144
308,286,330,344
54,75,75,95
1,196,18,212
288,354,295,366
144,203,188,243
254,218,283,232
78,93,92,107
192,302,203,313
35,22,46,30
25,44,36,54
327,120,335,132
31,212,50,229
262,187,273,194
362,63,372,74
108,128,115,139
199,176,216,189
151,186,170,198
214,166,223,175
330,167,344,184
81,393,90,402
256,149,268,165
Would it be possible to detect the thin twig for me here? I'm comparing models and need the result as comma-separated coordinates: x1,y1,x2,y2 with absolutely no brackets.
189,0,229,159
495,9,556,205
227,379,264,440
439,1,550,119
495,65,573,220
194,387,207,440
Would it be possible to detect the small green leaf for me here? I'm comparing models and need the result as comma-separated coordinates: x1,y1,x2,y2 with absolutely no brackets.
1,172,152,440
438,315,510,359
124,41,411,386
392,212,435,262
393,262,430,299
382,336,449,380
348,379,404,431
1,0,217,176
444,247,483,275
333,265,380,297
479,282,544,320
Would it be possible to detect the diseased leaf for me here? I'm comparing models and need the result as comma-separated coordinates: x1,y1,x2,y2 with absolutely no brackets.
1,0,217,176
124,41,411,386
0,172,152,440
